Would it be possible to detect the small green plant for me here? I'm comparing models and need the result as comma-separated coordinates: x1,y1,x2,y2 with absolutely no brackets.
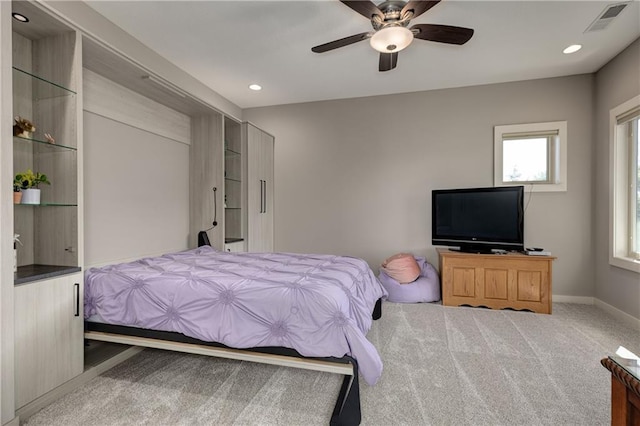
14,169,50,190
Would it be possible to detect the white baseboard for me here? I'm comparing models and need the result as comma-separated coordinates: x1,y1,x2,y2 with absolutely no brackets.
552,295,640,330
594,298,640,331
552,294,595,304
3,416,19,426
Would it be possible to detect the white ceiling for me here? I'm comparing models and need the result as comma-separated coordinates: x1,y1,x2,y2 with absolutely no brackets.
84,0,640,109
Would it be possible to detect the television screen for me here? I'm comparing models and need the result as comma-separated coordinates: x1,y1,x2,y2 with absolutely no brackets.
432,186,524,253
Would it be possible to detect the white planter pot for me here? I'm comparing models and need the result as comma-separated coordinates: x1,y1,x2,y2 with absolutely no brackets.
21,188,41,205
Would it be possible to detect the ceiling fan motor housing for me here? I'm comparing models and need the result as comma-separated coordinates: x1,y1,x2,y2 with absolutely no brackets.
372,1,412,31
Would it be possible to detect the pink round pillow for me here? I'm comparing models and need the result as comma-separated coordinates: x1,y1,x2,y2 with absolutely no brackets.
380,253,421,284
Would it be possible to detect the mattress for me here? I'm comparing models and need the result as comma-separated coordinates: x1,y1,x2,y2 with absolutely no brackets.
84,246,388,385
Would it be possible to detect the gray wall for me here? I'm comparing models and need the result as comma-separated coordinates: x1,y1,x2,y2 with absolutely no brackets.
594,38,640,320
245,74,596,300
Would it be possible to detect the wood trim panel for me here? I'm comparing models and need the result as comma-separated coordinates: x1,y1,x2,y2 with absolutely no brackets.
190,113,223,249
85,331,353,376
83,68,190,145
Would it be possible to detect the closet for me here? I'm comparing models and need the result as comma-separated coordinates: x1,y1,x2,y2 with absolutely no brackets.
245,122,275,252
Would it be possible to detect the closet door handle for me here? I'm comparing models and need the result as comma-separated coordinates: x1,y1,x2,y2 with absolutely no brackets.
263,180,267,214
73,283,80,317
259,180,264,213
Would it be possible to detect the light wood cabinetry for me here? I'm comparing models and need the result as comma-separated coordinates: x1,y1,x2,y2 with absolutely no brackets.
189,115,246,251
224,117,244,250
10,2,84,410
14,273,83,408
245,123,274,252
438,248,555,314
190,113,224,248
191,120,274,253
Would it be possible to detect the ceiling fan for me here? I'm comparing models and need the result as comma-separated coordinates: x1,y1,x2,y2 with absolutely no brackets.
311,0,474,72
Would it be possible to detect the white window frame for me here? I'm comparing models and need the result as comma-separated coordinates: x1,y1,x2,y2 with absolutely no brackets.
494,121,567,192
609,95,640,273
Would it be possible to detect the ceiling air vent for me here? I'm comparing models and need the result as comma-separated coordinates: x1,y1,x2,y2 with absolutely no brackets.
585,2,629,32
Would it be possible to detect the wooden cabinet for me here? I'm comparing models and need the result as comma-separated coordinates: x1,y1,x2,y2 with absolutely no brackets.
14,273,83,408
245,123,274,252
438,248,555,314
10,2,84,410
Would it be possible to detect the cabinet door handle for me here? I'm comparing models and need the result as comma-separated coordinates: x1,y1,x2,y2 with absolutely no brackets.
260,180,265,213
264,180,267,214
74,283,80,317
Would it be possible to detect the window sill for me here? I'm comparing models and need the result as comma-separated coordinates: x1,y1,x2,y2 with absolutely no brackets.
610,255,640,273
499,181,567,192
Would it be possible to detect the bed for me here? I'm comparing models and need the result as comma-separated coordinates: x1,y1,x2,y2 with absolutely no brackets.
84,245,387,425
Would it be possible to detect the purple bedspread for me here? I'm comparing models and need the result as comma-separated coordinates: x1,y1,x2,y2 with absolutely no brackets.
85,246,388,385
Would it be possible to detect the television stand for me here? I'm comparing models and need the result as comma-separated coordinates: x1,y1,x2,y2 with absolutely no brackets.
437,248,555,314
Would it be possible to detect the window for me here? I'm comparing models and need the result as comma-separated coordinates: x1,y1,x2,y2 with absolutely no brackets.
494,121,567,191
610,95,640,272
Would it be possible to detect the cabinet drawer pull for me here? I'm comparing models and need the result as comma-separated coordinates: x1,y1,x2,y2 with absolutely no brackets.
74,283,80,317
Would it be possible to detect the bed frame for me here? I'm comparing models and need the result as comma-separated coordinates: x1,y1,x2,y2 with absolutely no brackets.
84,298,382,426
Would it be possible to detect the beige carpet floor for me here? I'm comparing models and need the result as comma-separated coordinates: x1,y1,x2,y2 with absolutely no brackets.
24,302,640,425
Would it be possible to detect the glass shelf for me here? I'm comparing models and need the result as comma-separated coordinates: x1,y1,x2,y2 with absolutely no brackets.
225,237,244,244
13,66,76,97
15,202,78,207
225,207,241,210
225,177,241,183
14,135,77,152
225,148,241,157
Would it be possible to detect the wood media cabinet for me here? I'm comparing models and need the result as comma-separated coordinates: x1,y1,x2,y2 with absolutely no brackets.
437,248,556,314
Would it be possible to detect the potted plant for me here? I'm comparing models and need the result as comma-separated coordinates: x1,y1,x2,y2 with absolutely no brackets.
14,169,50,205
13,175,23,204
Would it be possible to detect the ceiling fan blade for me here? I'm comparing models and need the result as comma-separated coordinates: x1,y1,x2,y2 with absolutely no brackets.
401,1,441,19
379,52,398,72
340,0,384,20
311,32,371,53
411,24,474,45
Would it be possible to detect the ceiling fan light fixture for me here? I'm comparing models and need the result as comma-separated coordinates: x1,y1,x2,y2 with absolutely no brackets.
370,26,413,53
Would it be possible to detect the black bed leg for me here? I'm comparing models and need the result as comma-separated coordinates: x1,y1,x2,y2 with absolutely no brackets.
372,298,382,320
330,358,361,426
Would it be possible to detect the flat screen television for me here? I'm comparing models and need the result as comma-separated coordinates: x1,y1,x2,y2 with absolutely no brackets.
432,186,524,253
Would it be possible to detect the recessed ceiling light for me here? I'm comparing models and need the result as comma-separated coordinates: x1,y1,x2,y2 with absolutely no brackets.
563,44,582,54
248,84,262,91
12,13,29,23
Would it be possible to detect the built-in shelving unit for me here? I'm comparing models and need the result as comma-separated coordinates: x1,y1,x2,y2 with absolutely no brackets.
224,117,244,249
10,0,84,412
13,57,80,283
